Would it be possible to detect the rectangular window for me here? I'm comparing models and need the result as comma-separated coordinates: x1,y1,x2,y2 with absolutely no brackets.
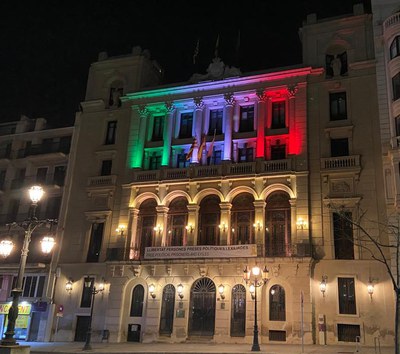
393,72,400,101
337,324,360,342
331,138,349,157
179,113,193,139
13,276,45,298
330,92,347,121
333,212,354,259
211,150,222,165
149,154,162,170
86,223,104,262
239,106,254,132
396,116,400,136
238,146,254,163
101,160,112,176
7,199,20,223
177,153,189,168
53,166,66,186
152,116,164,141
80,277,94,308
59,136,72,153
209,109,223,135
271,144,286,160
338,278,357,315
36,167,48,185
105,121,117,145
45,196,62,219
0,170,6,190
271,101,286,129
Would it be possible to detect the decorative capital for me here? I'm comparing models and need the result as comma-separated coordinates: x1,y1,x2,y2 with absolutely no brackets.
138,105,148,117
165,101,175,113
193,96,204,110
287,84,298,98
224,92,235,106
256,89,267,102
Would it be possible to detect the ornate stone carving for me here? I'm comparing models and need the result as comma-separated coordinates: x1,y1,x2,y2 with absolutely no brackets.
193,96,204,110
224,92,235,106
165,101,174,113
287,84,298,98
256,89,267,102
138,105,148,117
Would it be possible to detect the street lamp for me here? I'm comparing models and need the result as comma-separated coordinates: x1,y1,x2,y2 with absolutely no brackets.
0,185,56,346
243,265,269,352
83,278,105,351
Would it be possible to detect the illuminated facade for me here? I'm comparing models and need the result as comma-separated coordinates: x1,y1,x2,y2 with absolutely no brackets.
53,5,394,348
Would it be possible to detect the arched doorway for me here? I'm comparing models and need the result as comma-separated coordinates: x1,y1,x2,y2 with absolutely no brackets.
198,195,220,245
159,284,175,336
230,284,246,337
188,278,216,337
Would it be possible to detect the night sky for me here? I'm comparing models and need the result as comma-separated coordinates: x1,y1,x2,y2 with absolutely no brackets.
0,0,371,128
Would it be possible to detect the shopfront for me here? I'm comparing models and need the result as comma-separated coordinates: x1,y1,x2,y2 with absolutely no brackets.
0,302,31,340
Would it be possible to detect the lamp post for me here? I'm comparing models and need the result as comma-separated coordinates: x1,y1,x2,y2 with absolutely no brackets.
0,185,56,346
243,265,269,352
83,279,105,351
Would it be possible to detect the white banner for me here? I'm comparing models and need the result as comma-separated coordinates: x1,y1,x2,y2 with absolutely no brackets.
144,244,257,259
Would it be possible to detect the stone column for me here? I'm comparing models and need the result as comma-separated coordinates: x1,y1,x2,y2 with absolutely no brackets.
187,204,199,245
128,208,140,260
155,205,169,246
287,85,298,154
253,200,266,256
219,202,232,245
256,90,267,159
192,97,204,164
289,199,297,252
223,93,235,161
135,105,148,168
162,102,175,166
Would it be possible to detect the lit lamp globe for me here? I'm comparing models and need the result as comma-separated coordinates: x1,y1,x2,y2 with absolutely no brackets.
29,185,44,204
41,236,55,254
0,240,14,258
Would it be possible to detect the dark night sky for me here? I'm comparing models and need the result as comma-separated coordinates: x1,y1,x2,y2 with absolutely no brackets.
0,0,371,128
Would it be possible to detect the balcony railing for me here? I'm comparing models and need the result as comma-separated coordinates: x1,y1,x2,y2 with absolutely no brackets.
132,158,293,182
17,141,71,159
10,174,66,190
384,12,400,32
320,155,360,170
87,175,117,188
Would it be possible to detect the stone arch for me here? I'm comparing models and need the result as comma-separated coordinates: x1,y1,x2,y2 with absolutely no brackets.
193,188,224,204
162,190,191,206
264,278,294,324
260,183,295,201
133,192,161,208
226,185,258,203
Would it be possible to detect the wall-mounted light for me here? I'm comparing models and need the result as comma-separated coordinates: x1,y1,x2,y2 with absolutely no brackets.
218,284,225,300
116,225,126,236
149,284,156,299
153,225,163,235
367,280,374,299
65,278,73,294
320,275,327,297
253,221,262,231
219,223,227,232
185,224,194,233
177,283,184,299
249,284,256,300
296,218,308,230
97,278,105,292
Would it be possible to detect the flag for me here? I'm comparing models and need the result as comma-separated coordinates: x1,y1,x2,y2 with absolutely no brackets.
193,39,200,64
186,138,196,161
207,130,216,159
214,34,220,58
198,134,206,161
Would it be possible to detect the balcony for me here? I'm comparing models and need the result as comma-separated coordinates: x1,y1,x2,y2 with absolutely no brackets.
320,155,360,170
10,174,65,191
87,175,117,188
17,141,71,160
384,12,400,33
132,158,294,183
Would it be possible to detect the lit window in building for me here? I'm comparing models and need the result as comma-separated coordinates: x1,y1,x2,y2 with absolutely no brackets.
209,109,223,135
231,193,255,245
167,197,188,246
269,285,286,321
105,120,117,145
208,150,222,165
198,196,220,245
330,138,349,157
138,199,157,260
179,113,193,139
130,285,144,317
177,153,189,168
390,36,400,60
329,92,347,121
152,116,164,141
392,72,400,101
338,277,356,314
86,223,104,262
271,101,286,129
239,105,254,132
333,212,354,260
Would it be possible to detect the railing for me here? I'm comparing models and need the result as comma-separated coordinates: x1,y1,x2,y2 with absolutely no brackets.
134,170,160,182
264,159,292,172
194,165,222,177
384,12,400,32
10,174,66,190
320,155,360,169
87,175,117,187
229,162,255,175
164,168,189,180
17,141,71,159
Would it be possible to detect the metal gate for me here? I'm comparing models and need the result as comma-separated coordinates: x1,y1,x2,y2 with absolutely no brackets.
188,278,216,336
159,284,175,335
230,284,246,337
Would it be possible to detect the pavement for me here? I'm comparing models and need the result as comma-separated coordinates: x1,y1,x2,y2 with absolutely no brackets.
24,341,394,354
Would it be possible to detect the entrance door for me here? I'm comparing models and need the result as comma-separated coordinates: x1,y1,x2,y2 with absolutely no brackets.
188,278,216,336
28,312,40,341
231,284,246,336
74,316,90,341
159,284,175,335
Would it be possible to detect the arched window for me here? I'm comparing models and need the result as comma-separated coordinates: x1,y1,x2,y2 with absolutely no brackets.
198,196,220,245
269,285,285,321
130,284,144,317
138,199,157,259
159,284,175,335
390,36,400,60
167,197,188,246
231,284,246,337
325,46,348,78
265,192,291,257
231,193,255,245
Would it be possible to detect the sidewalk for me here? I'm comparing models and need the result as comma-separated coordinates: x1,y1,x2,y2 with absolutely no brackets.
27,341,394,354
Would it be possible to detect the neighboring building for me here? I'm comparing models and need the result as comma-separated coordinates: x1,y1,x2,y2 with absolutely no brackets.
53,4,394,348
0,116,73,341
